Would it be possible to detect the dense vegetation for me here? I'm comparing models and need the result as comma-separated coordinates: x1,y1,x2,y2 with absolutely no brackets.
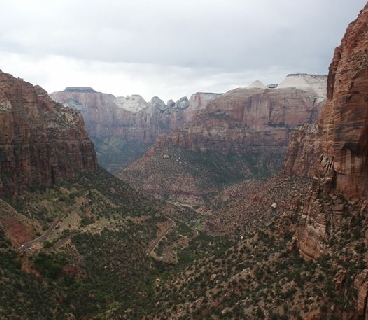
147,213,365,319
0,168,367,319
0,168,164,319
120,145,285,208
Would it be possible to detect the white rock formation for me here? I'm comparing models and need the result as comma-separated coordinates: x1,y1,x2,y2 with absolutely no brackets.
116,94,148,112
115,93,218,115
277,73,327,103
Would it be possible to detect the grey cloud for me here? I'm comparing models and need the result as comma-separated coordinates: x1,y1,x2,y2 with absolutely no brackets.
0,0,366,100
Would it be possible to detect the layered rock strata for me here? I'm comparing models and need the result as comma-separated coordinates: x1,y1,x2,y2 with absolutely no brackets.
0,71,97,196
285,4,368,200
157,86,324,154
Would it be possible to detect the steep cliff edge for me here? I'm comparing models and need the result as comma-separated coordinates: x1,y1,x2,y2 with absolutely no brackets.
285,5,368,200
0,71,97,196
51,89,219,172
281,5,368,317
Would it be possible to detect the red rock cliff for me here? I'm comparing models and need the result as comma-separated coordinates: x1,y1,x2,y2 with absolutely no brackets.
0,71,97,196
285,3,368,200
283,8,368,315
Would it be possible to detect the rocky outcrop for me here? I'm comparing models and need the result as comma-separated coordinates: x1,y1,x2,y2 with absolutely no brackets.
0,70,97,196
51,89,219,172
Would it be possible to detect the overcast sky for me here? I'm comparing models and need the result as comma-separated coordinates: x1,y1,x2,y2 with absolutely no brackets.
0,0,366,101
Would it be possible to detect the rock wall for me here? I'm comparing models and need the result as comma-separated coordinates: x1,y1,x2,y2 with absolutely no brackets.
0,71,97,196
286,4,368,200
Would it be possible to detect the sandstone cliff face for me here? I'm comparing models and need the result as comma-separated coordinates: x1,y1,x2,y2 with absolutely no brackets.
51,89,219,172
283,5,368,316
120,82,325,203
0,71,97,196
286,5,368,200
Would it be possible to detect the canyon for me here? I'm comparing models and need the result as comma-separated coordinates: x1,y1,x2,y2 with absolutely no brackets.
119,73,327,204
0,1,367,319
